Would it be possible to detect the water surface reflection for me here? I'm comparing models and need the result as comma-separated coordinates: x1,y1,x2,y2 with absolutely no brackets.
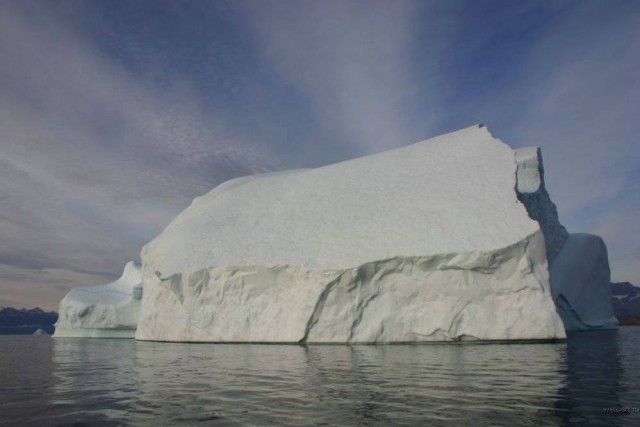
58,341,568,425
1,328,639,426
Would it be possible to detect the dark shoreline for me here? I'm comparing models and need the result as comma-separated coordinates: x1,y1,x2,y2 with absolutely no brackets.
618,317,640,326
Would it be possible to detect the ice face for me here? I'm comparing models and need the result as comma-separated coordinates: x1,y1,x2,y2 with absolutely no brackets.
136,230,565,343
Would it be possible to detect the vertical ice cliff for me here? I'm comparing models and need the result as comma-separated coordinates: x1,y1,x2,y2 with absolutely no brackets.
514,148,616,331
136,125,567,343
53,261,142,338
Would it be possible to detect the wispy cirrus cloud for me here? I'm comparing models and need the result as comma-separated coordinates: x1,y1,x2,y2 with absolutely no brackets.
235,0,442,155
0,1,278,308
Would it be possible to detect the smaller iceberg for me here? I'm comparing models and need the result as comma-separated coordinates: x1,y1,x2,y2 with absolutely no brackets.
53,261,142,338
549,234,618,330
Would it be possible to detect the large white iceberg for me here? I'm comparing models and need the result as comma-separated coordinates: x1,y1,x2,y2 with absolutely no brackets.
136,125,569,343
53,261,143,338
51,125,617,341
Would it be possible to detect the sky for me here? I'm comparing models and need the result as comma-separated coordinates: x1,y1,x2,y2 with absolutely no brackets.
0,0,638,310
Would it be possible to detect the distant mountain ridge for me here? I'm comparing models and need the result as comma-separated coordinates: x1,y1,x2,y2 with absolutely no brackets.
611,282,640,325
0,307,58,334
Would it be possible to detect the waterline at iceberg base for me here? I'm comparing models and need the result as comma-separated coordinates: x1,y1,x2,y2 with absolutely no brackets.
55,125,616,342
53,262,143,338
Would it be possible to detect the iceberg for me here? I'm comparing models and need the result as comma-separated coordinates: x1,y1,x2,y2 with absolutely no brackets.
53,125,616,341
136,125,570,343
53,261,143,338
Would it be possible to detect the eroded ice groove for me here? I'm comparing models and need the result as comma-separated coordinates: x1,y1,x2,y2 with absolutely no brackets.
136,231,564,342
54,261,143,338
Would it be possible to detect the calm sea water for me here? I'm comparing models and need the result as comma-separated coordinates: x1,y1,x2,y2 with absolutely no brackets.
1,329,639,426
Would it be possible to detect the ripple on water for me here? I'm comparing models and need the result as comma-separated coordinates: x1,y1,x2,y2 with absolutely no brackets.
0,328,639,426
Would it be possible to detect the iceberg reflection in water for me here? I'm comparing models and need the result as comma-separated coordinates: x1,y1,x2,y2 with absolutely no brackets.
0,329,639,426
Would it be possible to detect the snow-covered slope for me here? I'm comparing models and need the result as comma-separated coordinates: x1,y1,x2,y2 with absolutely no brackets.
54,261,143,338
549,234,618,330
143,126,543,274
137,125,567,342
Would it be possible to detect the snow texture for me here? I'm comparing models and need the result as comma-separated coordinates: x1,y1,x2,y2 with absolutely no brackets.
549,234,618,330
136,125,567,342
53,261,142,338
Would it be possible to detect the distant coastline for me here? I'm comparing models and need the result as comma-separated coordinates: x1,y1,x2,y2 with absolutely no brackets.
0,307,57,335
618,317,640,326
611,282,640,327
